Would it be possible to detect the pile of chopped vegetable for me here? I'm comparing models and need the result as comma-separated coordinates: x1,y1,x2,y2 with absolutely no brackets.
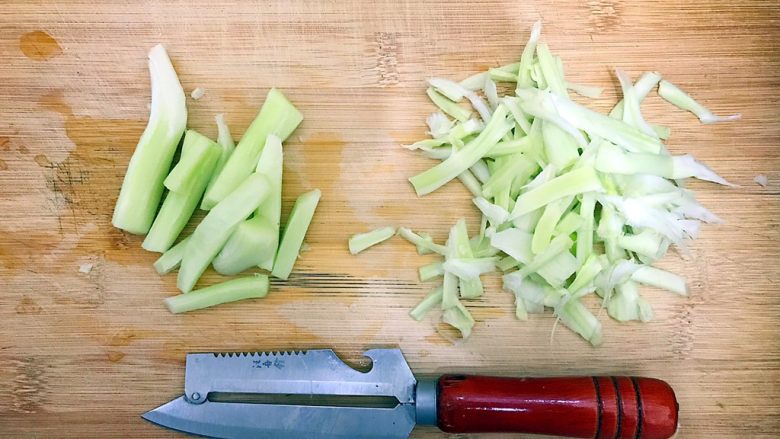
351,21,739,344
113,45,319,313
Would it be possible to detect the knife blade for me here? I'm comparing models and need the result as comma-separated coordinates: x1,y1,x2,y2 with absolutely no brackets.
143,349,679,439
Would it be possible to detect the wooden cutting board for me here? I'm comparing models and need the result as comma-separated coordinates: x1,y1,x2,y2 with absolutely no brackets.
1,1,778,437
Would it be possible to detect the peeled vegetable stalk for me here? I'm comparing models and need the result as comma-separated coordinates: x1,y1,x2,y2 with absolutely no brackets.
112,45,319,314
398,21,737,343
349,227,396,255
142,130,220,252
113,44,187,234
201,88,302,210
177,173,271,293
272,189,322,280
165,275,269,314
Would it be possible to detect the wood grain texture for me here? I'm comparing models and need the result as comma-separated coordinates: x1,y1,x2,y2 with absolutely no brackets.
0,1,778,437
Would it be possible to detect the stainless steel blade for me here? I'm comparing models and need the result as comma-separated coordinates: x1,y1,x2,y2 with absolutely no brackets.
183,349,415,404
143,349,418,438
143,396,415,439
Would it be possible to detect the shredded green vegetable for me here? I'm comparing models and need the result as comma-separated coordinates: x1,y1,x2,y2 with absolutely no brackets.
395,21,734,343
349,226,396,255
658,80,741,124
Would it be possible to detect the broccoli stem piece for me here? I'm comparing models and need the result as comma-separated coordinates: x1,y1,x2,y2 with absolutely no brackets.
112,44,187,234
142,130,221,252
409,286,443,321
177,173,271,292
202,88,302,209
165,275,269,314
153,236,190,275
271,189,321,280
349,226,396,255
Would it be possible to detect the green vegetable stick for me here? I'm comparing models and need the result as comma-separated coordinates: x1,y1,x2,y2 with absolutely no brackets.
441,301,475,338
658,80,740,124
349,226,396,255
426,87,471,122
153,236,190,275
397,227,447,255
409,286,443,321
165,275,269,314
509,166,604,219
255,135,284,270
211,217,276,276
142,131,221,253
113,44,187,234
200,113,236,207
410,105,513,196
418,262,444,282
609,71,662,119
272,189,321,280
163,130,220,194
555,296,603,346
531,197,573,255
631,265,688,296
516,21,542,90
177,173,271,292
211,135,285,274
202,88,302,209
576,194,596,264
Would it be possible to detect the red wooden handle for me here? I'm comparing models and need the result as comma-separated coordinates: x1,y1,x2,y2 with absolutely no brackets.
437,374,678,439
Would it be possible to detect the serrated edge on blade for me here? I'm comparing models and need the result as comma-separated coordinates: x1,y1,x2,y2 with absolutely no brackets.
210,350,308,358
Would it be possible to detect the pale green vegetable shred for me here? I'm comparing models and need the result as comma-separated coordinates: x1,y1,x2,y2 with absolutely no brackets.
393,21,735,343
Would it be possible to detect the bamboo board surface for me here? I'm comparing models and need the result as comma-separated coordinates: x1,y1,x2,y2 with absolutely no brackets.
1,1,778,437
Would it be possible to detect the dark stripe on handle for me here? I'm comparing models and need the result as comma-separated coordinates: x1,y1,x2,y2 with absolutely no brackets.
611,376,623,439
593,377,603,439
631,377,644,439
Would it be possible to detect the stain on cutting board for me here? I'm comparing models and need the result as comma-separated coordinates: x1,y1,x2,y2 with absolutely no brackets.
19,31,62,61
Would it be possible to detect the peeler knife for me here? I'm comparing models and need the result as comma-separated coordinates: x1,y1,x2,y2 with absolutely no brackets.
143,349,678,439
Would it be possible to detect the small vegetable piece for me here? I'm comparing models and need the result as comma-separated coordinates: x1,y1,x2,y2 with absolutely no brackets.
397,227,447,255
418,262,444,282
201,113,236,204
595,141,733,186
441,302,475,338
658,80,741,124
190,87,205,100
349,226,396,255
154,236,190,275
426,88,471,122
509,166,604,219
409,286,443,321
142,130,221,252
212,135,285,274
112,44,187,234
631,265,688,296
177,173,271,292
211,217,276,275
409,105,513,195
566,81,603,99
754,175,768,187
165,275,269,314
271,189,321,280
202,88,302,210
